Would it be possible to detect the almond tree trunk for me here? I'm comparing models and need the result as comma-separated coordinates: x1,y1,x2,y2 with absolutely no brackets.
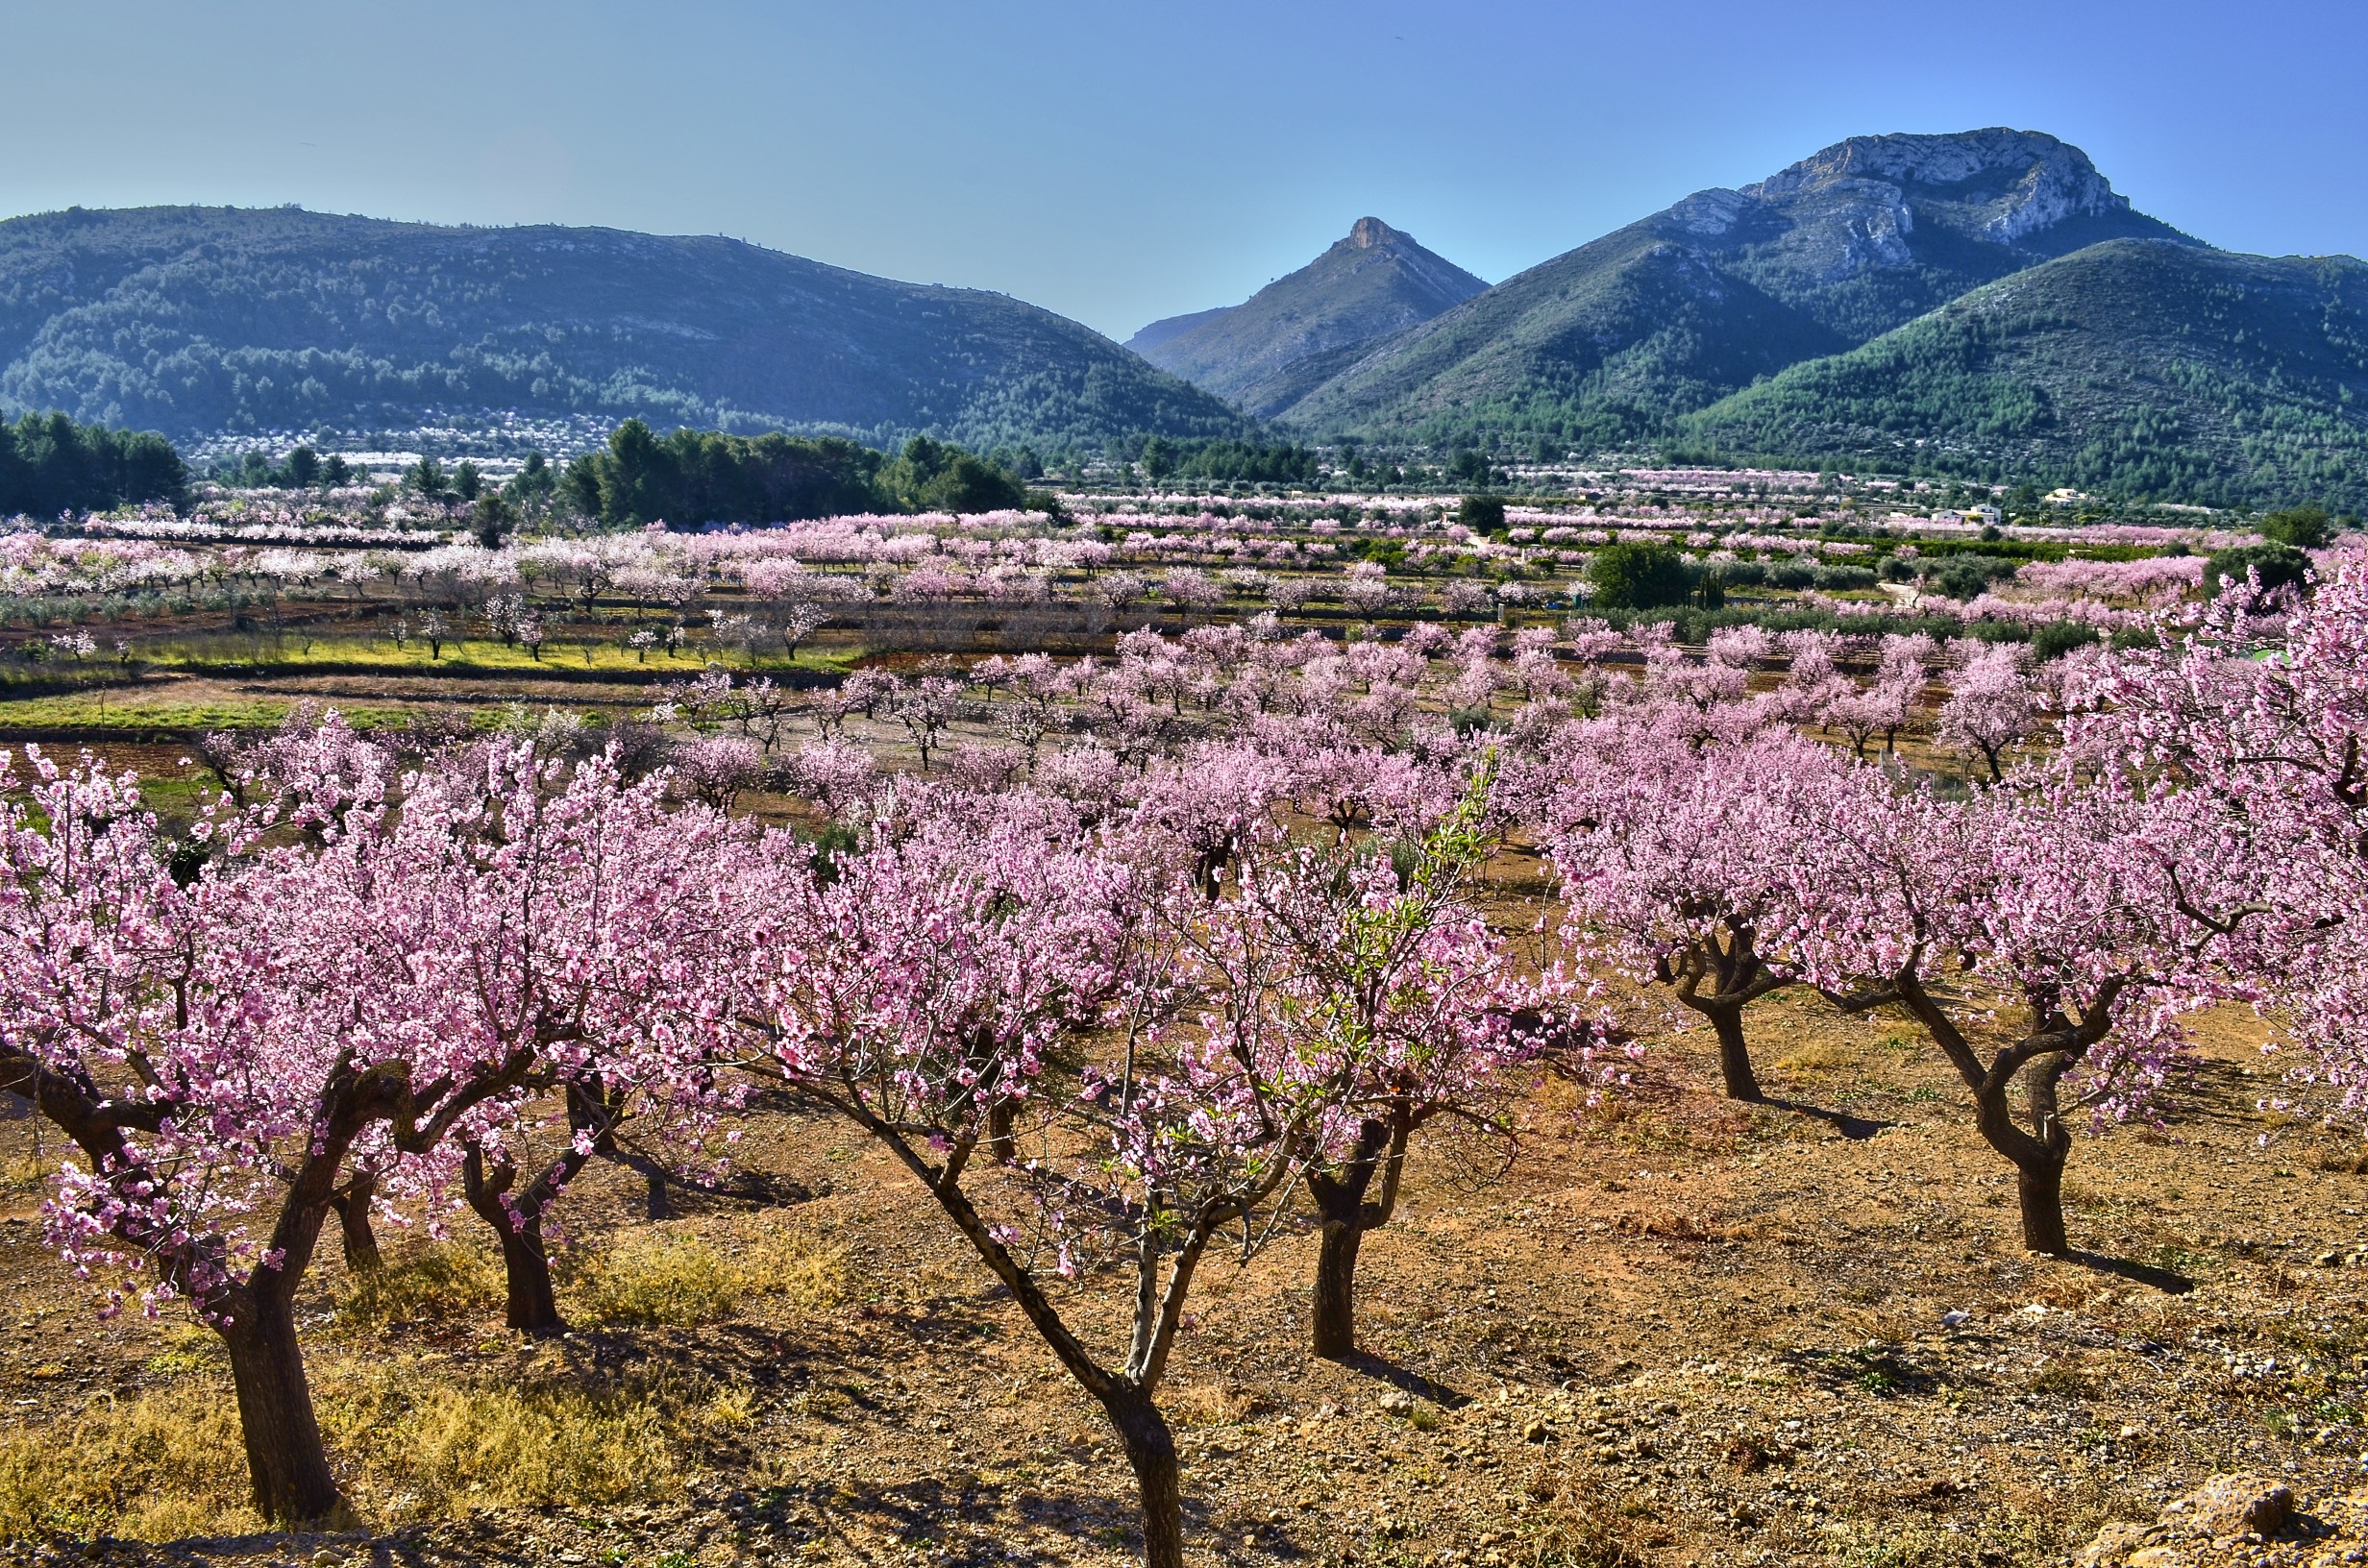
216,1287,348,1525
1970,1057,2076,1256
1306,1119,1394,1360
2016,1154,2070,1256
1896,977,2084,1257
1103,1383,1185,1568
330,1174,382,1272
1705,1005,1763,1103
463,1149,569,1336
1311,1220,1365,1360
490,1214,565,1335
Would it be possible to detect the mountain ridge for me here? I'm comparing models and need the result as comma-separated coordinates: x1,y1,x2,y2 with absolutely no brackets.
1128,217,1487,416
0,205,1248,453
1271,129,2201,443
1677,237,2368,508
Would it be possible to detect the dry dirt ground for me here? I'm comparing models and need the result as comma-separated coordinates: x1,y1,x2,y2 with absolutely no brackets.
0,978,2364,1568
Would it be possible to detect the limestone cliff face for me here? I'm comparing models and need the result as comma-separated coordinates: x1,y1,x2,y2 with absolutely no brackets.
1736,129,2146,268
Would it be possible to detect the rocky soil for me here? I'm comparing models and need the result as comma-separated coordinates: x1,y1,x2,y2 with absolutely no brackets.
0,973,2363,1567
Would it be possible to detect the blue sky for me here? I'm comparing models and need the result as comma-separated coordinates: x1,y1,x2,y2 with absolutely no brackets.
3,0,2361,338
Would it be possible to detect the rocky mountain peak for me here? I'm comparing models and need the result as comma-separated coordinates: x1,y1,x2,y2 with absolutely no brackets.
1126,217,1485,415
1742,128,2134,245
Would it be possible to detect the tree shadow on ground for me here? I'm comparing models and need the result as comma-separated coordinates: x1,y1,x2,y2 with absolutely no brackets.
1762,1096,1891,1140
817,1472,1235,1567
1336,1350,1471,1409
2063,1249,2194,1294
1780,1342,1942,1397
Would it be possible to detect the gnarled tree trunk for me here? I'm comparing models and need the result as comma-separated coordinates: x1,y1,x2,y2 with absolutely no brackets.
329,1172,382,1273
463,1148,569,1337
1971,1057,2076,1256
1666,924,1784,1104
1705,1005,1763,1103
215,1285,349,1526
1897,976,2085,1257
460,1081,629,1335
2016,1153,2070,1256
492,1213,564,1335
1311,1220,1365,1360
1306,1117,1399,1360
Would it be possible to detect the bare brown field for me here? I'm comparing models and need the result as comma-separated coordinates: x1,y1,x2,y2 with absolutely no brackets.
0,960,2360,1568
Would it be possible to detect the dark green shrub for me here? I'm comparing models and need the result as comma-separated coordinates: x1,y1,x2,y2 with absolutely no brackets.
2205,543,2311,600
2030,621,2101,661
1587,543,1693,610
2259,505,2331,550
1457,495,1508,534
1920,554,2021,600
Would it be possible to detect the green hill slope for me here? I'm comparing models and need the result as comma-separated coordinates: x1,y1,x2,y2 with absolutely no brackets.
1279,129,2194,446
1678,239,2368,508
0,206,1246,453
1128,217,1486,417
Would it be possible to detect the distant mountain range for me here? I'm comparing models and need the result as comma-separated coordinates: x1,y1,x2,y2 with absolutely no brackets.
1127,218,1487,418
3,129,2364,507
1131,128,2359,507
0,206,1246,454
1261,131,2200,439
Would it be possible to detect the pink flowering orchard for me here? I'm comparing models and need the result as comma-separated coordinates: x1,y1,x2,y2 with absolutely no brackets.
2073,567,2368,1115
747,798,1236,1564
1774,761,2228,1255
0,500,2361,1561
1549,724,1861,1102
0,739,536,1523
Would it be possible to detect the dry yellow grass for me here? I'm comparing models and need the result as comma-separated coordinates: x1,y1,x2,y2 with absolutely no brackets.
572,1217,845,1327
0,1381,259,1540
1772,1041,1858,1074
325,1360,687,1519
333,1240,505,1335
0,1349,760,1538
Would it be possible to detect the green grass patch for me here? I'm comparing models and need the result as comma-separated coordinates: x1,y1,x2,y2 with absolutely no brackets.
0,694,422,733
141,634,848,679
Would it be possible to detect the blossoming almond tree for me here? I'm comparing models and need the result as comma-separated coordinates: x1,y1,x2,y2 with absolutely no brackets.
1936,643,2037,782
1550,725,1857,1102
405,745,764,1335
0,737,541,1525
1782,763,2223,1254
749,798,1371,1568
2072,570,2368,1118
1213,766,1619,1359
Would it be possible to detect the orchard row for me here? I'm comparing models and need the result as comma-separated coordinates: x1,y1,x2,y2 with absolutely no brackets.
0,571,2360,1566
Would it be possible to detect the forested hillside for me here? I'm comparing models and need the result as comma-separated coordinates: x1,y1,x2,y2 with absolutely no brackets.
0,207,1246,453
1277,130,2197,449
1678,239,2368,508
